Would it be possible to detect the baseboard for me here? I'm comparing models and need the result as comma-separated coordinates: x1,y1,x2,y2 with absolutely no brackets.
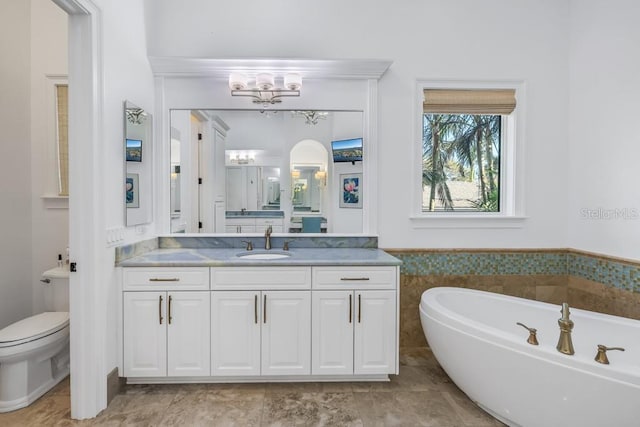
106,368,124,405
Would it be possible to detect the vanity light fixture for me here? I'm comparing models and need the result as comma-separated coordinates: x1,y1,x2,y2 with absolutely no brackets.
314,170,327,186
228,150,255,165
291,110,328,125
229,72,302,105
291,169,301,179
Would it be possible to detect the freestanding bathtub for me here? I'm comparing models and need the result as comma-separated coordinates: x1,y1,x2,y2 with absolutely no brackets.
420,287,640,427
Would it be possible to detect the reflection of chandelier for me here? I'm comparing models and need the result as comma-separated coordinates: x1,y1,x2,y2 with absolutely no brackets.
291,110,328,125
126,108,147,125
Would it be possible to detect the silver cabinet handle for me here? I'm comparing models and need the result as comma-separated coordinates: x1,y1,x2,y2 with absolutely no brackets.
150,278,180,282
340,277,370,281
159,295,164,325
358,294,362,323
168,295,173,325
349,294,353,324
254,294,258,324
263,294,267,324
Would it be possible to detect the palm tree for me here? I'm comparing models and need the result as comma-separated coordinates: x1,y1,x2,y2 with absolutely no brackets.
423,114,457,211
423,113,501,212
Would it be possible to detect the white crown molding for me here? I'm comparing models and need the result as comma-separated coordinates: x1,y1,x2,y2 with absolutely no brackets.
148,57,393,80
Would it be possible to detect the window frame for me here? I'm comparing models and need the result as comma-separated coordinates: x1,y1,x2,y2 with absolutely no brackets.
42,74,69,209
411,80,526,228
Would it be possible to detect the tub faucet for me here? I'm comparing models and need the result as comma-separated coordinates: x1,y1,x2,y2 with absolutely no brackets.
594,344,625,364
264,225,272,250
556,302,575,355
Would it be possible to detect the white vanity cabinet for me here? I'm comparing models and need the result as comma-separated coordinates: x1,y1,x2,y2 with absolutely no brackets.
311,266,398,375
122,268,210,378
225,217,284,233
210,267,311,376
121,262,398,382
225,217,256,233
255,217,284,233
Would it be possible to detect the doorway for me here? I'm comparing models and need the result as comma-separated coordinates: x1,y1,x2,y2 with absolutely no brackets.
52,0,105,419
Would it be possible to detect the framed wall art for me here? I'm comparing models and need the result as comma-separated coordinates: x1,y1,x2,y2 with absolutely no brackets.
339,173,362,209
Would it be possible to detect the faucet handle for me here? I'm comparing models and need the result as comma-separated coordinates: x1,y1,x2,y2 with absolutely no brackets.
594,344,625,364
241,240,253,251
516,322,539,345
282,240,293,251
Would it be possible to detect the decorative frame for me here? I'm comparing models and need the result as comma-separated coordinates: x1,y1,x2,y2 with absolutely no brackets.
339,173,362,209
126,138,142,162
126,173,140,208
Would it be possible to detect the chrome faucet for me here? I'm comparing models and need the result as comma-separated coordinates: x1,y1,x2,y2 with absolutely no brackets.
241,208,246,216
556,303,575,355
264,225,272,250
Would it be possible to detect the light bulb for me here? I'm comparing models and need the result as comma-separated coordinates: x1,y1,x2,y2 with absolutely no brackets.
228,73,248,90
284,73,302,90
256,73,275,90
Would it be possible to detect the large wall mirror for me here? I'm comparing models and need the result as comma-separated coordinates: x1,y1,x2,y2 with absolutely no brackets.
124,101,153,226
169,109,364,234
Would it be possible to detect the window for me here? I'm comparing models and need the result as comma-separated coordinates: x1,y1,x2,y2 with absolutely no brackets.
56,84,69,196
420,87,517,215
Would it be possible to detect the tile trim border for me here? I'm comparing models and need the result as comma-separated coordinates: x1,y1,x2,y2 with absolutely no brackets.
384,248,640,293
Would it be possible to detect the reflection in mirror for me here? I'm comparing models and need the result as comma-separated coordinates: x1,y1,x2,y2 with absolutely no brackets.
169,109,363,234
291,166,324,212
226,166,281,211
125,101,152,226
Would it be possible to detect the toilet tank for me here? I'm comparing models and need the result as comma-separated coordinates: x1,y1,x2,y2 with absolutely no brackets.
41,266,70,312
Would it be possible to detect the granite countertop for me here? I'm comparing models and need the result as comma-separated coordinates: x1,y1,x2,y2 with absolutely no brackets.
118,247,401,267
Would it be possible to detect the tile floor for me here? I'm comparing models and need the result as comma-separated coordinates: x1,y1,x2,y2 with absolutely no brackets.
0,348,505,426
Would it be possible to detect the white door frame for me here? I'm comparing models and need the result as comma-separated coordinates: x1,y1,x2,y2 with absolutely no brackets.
52,0,106,419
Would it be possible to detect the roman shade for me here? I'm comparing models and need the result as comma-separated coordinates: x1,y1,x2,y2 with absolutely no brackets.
56,84,69,196
423,89,516,115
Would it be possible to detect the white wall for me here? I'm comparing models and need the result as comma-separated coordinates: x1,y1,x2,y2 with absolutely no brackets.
567,0,640,261
95,0,156,374
0,1,33,329
30,0,69,315
146,0,571,249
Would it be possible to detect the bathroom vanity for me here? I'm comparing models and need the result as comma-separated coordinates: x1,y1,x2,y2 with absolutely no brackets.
224,210,285,233
117,237,400,384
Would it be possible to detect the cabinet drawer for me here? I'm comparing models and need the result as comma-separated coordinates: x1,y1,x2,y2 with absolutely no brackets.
255,218,283,227
312,266,397,290
123,267,210,291
226,218,255,226
211,267,311,290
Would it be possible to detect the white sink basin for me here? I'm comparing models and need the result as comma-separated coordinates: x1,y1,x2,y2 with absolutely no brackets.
236,251,291,260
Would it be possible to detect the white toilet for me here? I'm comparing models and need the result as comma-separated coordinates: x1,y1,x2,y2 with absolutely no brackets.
0,266,70,413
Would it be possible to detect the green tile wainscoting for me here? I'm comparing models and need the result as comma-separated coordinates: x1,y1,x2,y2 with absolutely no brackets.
385,249,640,348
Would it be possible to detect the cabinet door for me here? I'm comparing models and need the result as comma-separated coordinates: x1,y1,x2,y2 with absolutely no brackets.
211,291,261,376
123,292,167,377
354,290,396,375
166,291,211,377
312,291,354,375
225,225,240,233
261,291,311,375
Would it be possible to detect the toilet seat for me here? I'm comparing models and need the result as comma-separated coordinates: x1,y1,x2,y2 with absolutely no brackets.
0,312,69,348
